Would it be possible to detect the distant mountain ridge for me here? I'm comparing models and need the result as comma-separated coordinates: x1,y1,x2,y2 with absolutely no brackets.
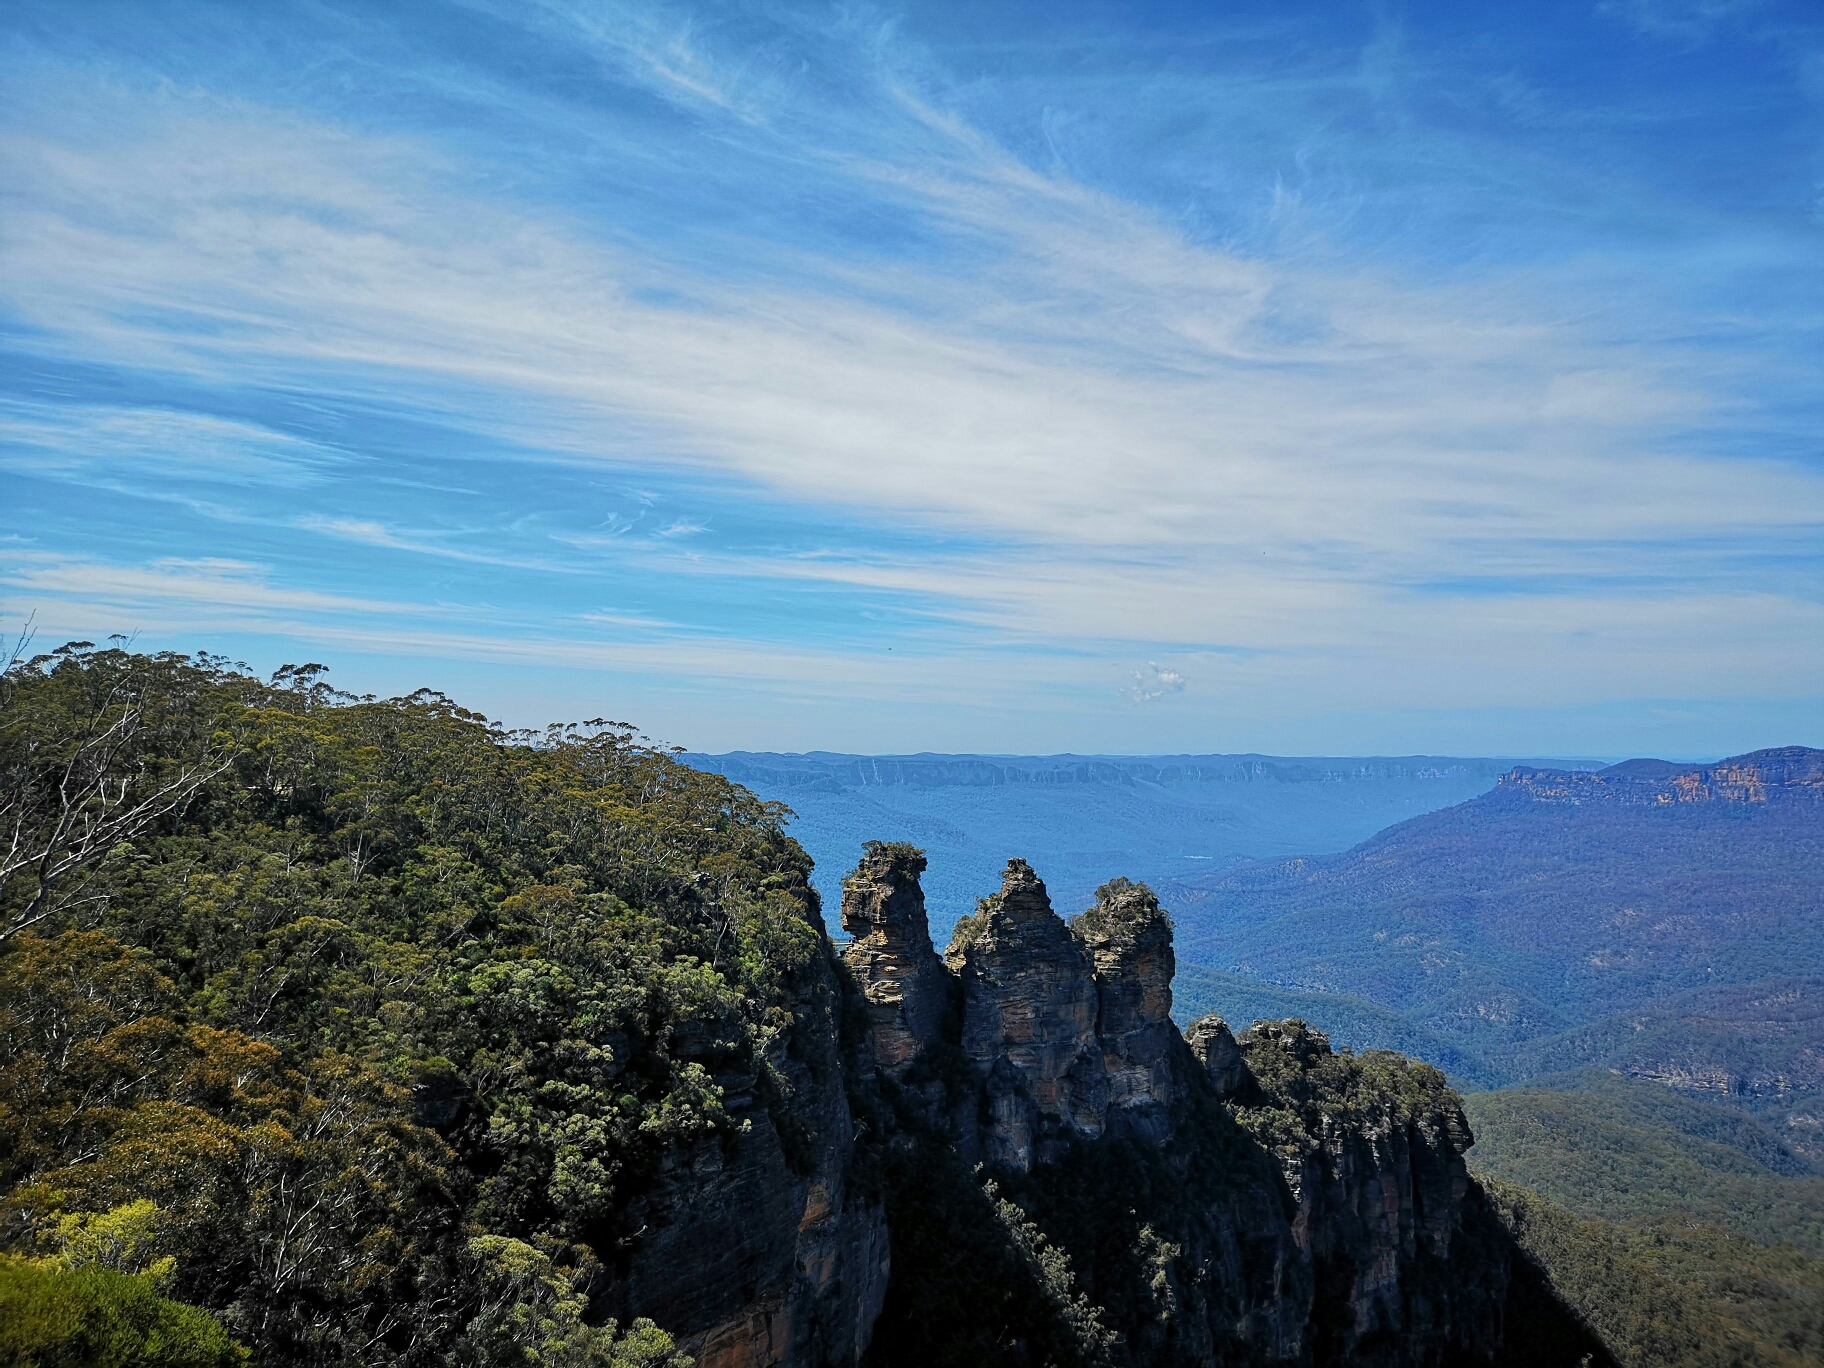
1165,746,1824,1124
1494,746,1824,808
682,750,1560,937
692,750,1517,791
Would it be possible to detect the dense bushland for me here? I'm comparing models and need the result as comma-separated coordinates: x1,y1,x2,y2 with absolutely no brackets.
0,644,826,1365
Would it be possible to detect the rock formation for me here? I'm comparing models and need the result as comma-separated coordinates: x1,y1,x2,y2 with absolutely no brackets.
945,859,1109,1169
611,884,890,1368
1227,1020,1503,1365
1184,1013,1254,1101
1496,745,1824,807
630,845,1607,1368
1073,877,1179,1139
839,841,948,1078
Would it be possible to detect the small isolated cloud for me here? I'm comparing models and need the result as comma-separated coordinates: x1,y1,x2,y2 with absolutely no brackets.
1124,661,1186,704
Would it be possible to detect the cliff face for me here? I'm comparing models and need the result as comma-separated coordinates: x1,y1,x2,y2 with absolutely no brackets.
1075,877,1179,1138
1225,1020,1506,1366
842,857,1601,1368
1497,745,1824,808
627,851,1603,1368
839,842,949,1078
945,860,1109,1169
614,893,890,1368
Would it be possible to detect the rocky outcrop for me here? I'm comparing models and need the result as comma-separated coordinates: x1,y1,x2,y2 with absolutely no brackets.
1497,745,1824,808
1073,878,1178,1138
633,845,1601,1368
1185,1013,1254,1101
839,842,949,1078
836,850,1600,1367
612,887,890,1368
1227,1021,1504,1366
945,859,1108,1170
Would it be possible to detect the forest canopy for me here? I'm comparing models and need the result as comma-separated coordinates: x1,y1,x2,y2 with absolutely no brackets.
0,643,826,1366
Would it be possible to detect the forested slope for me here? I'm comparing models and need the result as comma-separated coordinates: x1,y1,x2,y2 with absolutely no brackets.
1167,753,1824,1094
0,644,843,1365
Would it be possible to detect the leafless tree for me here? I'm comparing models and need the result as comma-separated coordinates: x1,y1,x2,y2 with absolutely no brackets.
1,642,232,942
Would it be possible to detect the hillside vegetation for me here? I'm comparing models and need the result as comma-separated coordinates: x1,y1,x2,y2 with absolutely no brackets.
1166,759,1824,1111
1463,1075,1824,1367
0,644,829,1365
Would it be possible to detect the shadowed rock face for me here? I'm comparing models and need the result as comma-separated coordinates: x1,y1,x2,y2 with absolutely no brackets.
807,848,1606,1367
1074,878,1178,1136
945,858,1108,1169
1229,1020,1497,1366
839,842,948,1078
617,878,890,1368
1185,1013,1254,1101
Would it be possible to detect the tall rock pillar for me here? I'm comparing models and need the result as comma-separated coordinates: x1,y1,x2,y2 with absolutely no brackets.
839,842,948,1078
1073,878,1178,1138
945,858,1107,1170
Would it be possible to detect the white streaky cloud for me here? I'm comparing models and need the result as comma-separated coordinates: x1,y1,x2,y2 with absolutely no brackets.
4,90,1819,581
10,550,1821,718
0,553,413,616
0,401,348,487
295,517,587,574
2,56,1821,739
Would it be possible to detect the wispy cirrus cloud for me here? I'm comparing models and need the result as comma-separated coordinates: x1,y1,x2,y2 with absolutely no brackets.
1,0,1819,753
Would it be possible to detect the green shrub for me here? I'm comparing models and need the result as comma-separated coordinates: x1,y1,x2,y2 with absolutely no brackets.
0,1256,247,1368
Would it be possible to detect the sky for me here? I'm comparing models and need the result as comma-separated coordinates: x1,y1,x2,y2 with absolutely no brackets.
2,0,1821,758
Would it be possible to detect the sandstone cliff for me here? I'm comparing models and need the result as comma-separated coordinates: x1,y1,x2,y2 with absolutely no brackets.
840,841,949,1078
620,849,1606,1368
1496,744,1824,807
608,882,890,1368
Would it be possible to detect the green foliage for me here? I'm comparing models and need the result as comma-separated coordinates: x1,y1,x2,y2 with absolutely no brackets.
859,1138,1118,1368
1070,878,1168,942
463,1235,687,1368
1485,1180,1824,1368
0,1255,247,1368
0,645,832,1365
1231,1019,1462,1164
1462,1073,1824,1254
982,1182,1116,1366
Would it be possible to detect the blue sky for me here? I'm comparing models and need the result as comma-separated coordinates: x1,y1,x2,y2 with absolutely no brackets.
2,0,1821,757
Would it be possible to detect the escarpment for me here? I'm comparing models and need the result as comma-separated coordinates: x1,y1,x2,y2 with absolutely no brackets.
609,873,891,1368
591,850,1608,1368
1496,744,1824,807
1222,1020,1510,1366
839,855,1609,1368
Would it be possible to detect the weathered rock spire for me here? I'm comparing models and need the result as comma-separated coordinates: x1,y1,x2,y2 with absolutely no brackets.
1073,877,1177,1132
839,841,948,1077
1184,1013,1254,1101
945,858,1107,1170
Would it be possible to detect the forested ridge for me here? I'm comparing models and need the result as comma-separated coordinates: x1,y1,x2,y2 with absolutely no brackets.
0,643,831,1365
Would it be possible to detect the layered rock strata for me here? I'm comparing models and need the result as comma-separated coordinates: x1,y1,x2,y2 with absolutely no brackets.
945,859,1109,1168
622,846,1605,1368
1226,1020,1502,1365
839,841,949,1078
1497,744,1824,807
1073,877,1179,1139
